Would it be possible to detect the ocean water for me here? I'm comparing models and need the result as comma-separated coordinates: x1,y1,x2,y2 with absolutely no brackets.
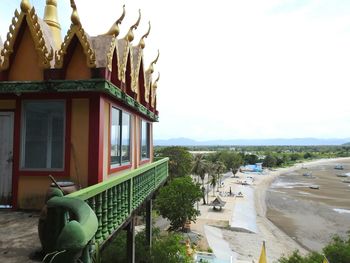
333,208,350,214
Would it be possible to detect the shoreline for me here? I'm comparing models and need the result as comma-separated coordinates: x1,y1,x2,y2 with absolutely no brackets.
193,157,350,262
265,157,350,252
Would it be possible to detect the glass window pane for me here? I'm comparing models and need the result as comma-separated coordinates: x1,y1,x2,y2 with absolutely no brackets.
141,121,149,159
121,112,131,163
51,113,64,168
110,108,121,165
22,101,64,169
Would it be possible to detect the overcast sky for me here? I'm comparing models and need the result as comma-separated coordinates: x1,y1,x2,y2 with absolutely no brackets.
1,0,350,140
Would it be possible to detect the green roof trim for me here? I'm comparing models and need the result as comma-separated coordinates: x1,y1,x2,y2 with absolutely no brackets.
0,79,159,121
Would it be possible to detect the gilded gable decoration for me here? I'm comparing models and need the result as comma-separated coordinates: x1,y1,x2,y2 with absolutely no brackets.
117,39,130,82
144,50,159,103
124,9,141,42
116,10,141,83
106,5,126,71
54,0,96,68
131,22,151,93
151,72,160,108
0,2,54,70
104,5,126,36
138,21,151,50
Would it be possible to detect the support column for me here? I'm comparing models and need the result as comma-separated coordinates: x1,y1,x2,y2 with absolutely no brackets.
127,217,135,263
146,199,152,249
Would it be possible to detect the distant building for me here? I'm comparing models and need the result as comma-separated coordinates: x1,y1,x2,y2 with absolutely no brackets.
241,163,263,173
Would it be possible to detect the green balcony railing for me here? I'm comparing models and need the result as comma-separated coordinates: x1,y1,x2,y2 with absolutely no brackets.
66,157,169,246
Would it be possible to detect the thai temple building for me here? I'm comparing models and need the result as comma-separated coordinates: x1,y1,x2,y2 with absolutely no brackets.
0,0,169,262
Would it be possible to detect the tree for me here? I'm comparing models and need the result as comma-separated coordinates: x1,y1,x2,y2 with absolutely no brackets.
323,234,350,263
244,154,259,165
209,174,218,196
159,147,193,179
278,251,323,263
263,154,277,168
216,151,243,177
150,233,193,263
214,161,226,191
102,228,192,263
303,152,313,159
155,177,202,231
192,154,209,204
278,234,350,263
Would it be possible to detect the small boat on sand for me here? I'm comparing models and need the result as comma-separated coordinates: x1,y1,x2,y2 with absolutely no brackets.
309,185,319,190
342,179,350,183
337,174,348,178
334,164,344,170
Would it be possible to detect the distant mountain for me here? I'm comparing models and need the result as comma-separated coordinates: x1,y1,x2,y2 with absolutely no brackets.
342,142,350,146
155,137,198,146
154,137,350,146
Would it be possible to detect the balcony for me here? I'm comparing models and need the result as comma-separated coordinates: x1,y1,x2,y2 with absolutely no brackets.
40,157,169,262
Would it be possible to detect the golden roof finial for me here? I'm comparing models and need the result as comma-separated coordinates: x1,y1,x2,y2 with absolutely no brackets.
44,0,62,49
147,49,159,74
153,72,160,89
138,21,151,49
20,0,31,13
155,72,160,83
104,5,126,36
70,0,81,26
125,9,141,42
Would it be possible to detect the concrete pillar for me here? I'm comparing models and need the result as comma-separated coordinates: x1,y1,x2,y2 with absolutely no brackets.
145,199,152,249
127,217,135,263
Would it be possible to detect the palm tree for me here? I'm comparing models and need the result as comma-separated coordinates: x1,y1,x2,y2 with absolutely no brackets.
215,161,226,191
209,174,218,196
191,154,208,204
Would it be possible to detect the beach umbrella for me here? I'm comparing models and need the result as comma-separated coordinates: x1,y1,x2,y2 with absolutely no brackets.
258,241,267,263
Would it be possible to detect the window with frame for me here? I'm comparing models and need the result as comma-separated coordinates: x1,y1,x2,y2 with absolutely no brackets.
21,101,65,170
140,120,150,160
110,107,131,167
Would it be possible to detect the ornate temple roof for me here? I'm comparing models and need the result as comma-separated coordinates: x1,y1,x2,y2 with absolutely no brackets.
0,0,160,116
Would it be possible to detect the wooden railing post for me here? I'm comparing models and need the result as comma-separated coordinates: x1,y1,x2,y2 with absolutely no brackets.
145,199,152,249
129,178,133,214
127,217,135,263
63,158,169,255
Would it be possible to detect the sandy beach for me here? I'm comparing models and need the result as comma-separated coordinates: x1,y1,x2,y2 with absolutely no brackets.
192,157,350,262
266,158,350,252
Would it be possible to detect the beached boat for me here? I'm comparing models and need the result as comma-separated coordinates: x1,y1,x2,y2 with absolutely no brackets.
334,164,344,170
342,179,350,183
309,185,320,190
303,172,312,177
336,174,348,177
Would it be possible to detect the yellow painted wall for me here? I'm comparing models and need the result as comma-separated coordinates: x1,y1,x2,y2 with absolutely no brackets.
65,42,91,80
8,26,43,81
0,100,15,109
17,176,52,210
70,99,89,188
